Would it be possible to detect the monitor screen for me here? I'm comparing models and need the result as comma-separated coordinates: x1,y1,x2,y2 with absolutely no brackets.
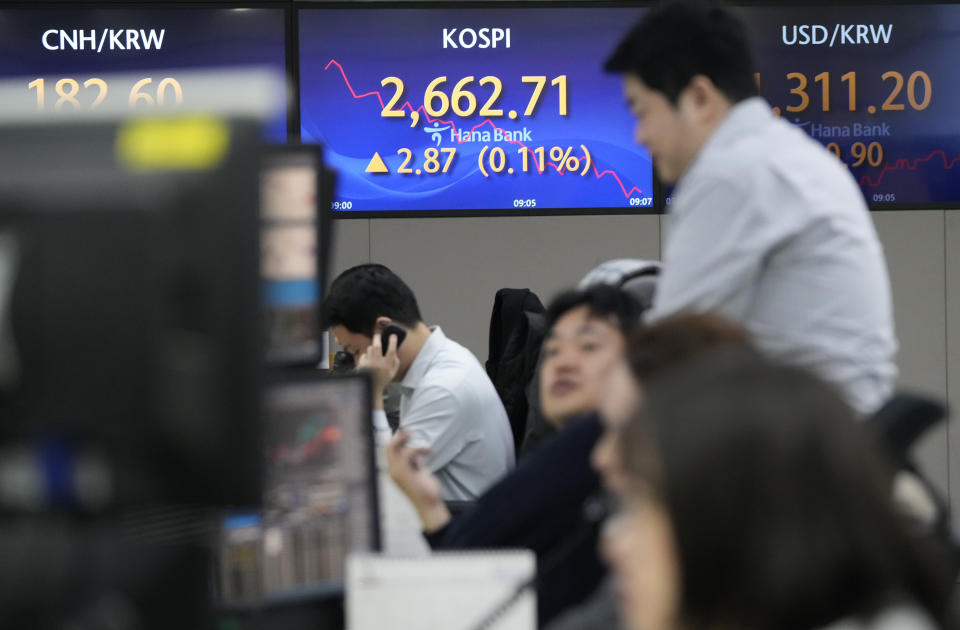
261,147,332,366
299,4,655,215
730,4,960,208
0,7,288,140
220,373,379,601
0,116,264,508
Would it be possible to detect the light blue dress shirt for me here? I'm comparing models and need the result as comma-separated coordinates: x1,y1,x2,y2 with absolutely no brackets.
377,327,515,501
649,97,897,415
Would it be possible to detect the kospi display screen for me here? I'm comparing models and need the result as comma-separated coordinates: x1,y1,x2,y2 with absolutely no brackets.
299,5,655,215
0,7,288,140
734,4,960,208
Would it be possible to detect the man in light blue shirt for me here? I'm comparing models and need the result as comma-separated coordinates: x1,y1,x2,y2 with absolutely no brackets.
323,264,515,501
605,3,896,414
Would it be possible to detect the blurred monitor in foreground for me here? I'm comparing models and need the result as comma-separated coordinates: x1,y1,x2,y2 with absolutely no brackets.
220,372,379,603
0,114,264,510
261,145,335,367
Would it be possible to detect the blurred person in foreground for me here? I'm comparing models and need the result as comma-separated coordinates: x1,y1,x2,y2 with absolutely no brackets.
390,292,755,626
605,1,896,415
606,351,955,630
546,313,753,630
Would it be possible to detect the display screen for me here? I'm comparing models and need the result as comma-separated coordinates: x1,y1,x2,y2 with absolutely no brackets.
0,7,288,140
261,375,377,589
299,5,655,215
220,375,378,601
261,151,323,365
732,4,960,208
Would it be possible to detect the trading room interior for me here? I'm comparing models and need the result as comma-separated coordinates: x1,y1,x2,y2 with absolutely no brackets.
1,2,959,629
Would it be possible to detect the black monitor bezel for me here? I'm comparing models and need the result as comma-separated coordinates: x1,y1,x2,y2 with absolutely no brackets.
220,369,380,610
262,369,381,554
296,0,662,218
261,143,333,368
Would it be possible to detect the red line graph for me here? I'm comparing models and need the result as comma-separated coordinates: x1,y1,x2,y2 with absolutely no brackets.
858,149,960,188
323,59,646,199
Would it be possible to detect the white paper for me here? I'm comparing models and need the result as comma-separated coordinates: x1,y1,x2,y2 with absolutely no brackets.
347,550,536,630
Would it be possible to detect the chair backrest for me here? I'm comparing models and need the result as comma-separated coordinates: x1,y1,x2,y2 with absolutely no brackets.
868,393,946,462
485,288,547,456
866,392,959,577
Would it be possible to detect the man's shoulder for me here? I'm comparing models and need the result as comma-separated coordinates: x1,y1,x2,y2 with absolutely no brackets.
688,116,860,210
698,115,806,174
428,334,486,373
419,336,493,393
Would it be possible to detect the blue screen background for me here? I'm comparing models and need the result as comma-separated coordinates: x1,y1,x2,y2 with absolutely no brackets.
0,8,288,141
736,4,960,206
299,7,654,213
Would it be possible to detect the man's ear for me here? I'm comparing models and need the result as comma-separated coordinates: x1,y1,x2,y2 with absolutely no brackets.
373,317,393,333
681,75,723,118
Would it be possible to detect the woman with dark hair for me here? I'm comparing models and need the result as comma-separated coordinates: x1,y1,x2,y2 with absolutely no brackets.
606,351,955,630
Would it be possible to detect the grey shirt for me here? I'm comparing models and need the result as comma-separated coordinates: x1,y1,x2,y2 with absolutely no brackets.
384,327,515,501
649,97,897,415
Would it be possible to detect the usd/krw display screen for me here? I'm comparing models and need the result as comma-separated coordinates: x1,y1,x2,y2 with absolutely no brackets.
735,4,960,208
299,6,654,215
0,8,288,141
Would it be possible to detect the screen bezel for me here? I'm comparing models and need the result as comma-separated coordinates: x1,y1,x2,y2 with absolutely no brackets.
725,0,960,211
300,0,960,214
261,143,332,368
264,369,381,554
296,0,663,218
219,370,380,608
0,2,295,141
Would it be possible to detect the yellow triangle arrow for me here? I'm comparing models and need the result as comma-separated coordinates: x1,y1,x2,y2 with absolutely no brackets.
365,152,389,174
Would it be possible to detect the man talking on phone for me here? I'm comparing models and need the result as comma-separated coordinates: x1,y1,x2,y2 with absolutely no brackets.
322,264,515,502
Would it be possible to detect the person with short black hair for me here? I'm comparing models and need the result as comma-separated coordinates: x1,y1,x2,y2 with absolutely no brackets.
322,263,514,502
605,2,897,415
606,351,955,630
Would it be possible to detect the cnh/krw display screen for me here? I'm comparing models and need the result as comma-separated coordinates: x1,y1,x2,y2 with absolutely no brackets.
299,5,655,215
0,8,288,141
734,4,960,208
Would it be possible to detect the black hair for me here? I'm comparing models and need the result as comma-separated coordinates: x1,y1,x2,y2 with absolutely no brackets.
604,1,759,105
320,264,422,336
623,350,954,630
626,312,754,382
545,284,643,334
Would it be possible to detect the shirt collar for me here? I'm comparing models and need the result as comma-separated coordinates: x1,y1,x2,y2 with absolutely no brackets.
400,326,444,391
676,96,773,193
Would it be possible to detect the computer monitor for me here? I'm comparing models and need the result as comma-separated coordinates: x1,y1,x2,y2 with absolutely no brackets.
298,2,656,216
220,372,379,603
0,115,264,509
261,145,334,366
0,6,289,141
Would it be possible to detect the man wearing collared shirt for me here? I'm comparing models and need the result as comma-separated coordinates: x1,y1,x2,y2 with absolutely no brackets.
605,2,897,414
322,263,515,501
